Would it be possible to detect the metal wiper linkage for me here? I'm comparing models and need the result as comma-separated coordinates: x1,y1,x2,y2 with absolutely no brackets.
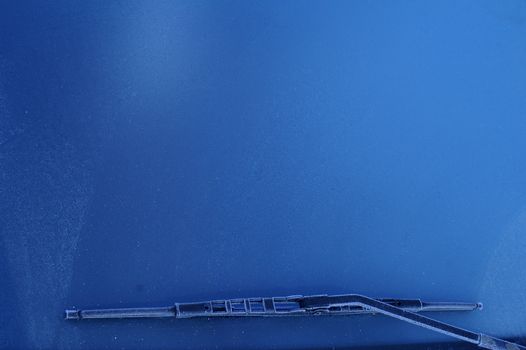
66,293,524,350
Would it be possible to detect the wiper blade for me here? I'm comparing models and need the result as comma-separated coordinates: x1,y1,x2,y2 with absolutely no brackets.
65,293,524,350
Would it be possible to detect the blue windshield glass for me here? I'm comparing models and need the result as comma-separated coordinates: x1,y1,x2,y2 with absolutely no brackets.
1,1,526,349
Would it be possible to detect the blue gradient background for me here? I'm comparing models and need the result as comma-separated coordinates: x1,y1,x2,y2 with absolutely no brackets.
1,1,526,349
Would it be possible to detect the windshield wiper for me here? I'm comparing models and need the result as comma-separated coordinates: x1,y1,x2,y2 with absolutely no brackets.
65,293,524,350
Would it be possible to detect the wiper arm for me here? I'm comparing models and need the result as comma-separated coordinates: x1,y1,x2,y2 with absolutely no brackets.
65,293,524,350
